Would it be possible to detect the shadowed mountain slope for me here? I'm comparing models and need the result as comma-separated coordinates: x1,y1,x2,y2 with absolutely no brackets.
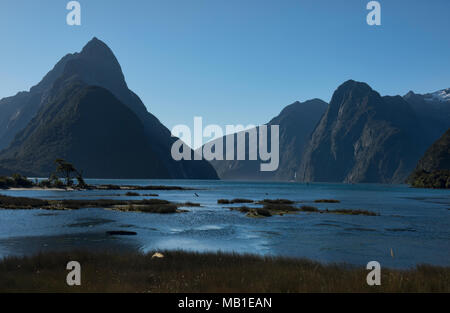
298,80,427,183
0,38,217,179
206,99,327,180
0,81,169,178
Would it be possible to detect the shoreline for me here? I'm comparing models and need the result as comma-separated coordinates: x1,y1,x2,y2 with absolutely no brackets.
3,184,197,191
0,250,448,292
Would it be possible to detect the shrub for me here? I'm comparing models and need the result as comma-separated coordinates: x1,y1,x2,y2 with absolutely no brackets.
259,199,294,205
256,208,272,217
300,205,319,212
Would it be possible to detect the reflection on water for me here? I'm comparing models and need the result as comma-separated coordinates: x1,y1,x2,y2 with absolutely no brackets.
0,179,449,269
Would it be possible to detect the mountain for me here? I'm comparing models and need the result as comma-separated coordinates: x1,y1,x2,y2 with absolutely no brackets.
403,88,450,145
0,81,170,178
0,37,218,179
206,99,327,180
412,127,450,172
298,80,427,183
408,127,450,188
0,53,77,151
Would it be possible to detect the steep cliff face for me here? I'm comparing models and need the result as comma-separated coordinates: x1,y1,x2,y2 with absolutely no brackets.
298,80,425,183
208,99,327,180
0,82,169,178
0,53,77,151
0,37,218,179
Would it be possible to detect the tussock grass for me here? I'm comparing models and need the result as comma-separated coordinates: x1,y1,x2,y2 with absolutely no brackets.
258,199,295,205
300,205,319,212
325,209,379,216
218,198,254,204
114,204,179,214
0,195,49,209
299,205,378,216
0,250,448,293
230,204,298,218
0,195,193,213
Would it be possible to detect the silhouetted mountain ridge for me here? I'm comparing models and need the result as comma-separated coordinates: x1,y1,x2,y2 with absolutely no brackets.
0,37,218,179
0,80,171,178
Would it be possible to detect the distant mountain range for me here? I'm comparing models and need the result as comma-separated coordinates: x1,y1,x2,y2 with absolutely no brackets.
207,99,328,181
206,81,450,183
0,38,448,183
0,38,217,179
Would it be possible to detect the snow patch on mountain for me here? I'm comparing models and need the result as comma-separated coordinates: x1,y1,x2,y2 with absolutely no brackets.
425,88,450,102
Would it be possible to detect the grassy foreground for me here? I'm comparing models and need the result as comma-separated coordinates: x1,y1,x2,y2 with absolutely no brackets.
0,251,448,293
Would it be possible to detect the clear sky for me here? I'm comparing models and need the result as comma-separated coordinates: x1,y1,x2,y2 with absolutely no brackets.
1,0,449,137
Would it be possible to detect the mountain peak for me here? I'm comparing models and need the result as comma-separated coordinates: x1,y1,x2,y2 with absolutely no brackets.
328,80,375,108
427,88,450,102
337,79,372,92
80,37,115,59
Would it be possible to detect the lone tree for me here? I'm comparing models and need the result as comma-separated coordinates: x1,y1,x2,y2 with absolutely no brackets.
54,159,86,187
75,170,88,189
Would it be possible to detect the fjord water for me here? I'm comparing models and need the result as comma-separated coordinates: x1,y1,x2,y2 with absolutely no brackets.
0,180,448,269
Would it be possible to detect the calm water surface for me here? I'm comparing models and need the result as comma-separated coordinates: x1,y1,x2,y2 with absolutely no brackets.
0,179,449,269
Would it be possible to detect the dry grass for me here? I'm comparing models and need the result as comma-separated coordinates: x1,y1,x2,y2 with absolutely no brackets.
0,250,448,293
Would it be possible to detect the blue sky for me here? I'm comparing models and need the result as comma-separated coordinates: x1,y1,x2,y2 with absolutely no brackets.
1,0,449,134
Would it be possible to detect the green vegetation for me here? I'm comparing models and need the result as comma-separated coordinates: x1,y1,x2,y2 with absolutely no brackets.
299,206,378,216
0,166,195,192
324,209,379,216
229,204,299,218
37,159,87,189
407,127,450,189
229,202,378,218
409,169,450,189
314,199,340,203
299,205,320,212
0,250,448,292
0,195,49,209
113,203,180,214
0,174,33,189
258,199,295,205
54,159,77,186
217,198,254,204
0,195,195,213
